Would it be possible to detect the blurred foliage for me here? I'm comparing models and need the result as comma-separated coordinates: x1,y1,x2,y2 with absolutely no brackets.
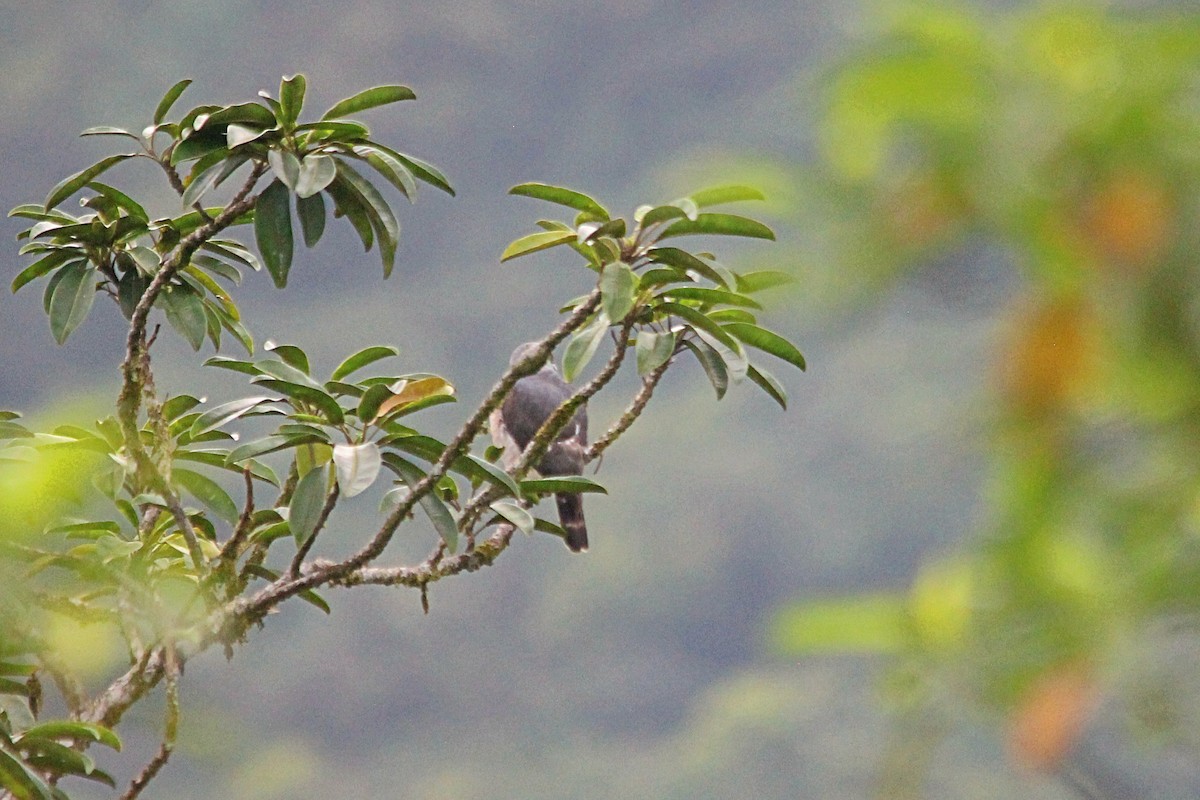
774,0,1200,794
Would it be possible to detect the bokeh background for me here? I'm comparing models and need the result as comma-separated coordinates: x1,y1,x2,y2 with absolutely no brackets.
3,1,1200,798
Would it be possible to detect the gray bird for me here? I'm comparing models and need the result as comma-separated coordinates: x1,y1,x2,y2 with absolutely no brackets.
489,342,589,551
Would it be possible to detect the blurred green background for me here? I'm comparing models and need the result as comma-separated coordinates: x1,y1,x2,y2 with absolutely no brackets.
3,0,1199,798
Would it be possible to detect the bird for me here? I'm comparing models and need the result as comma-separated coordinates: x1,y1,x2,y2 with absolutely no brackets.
489,341,589,551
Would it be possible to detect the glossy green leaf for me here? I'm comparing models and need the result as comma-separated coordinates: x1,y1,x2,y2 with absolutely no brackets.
203,356,262,376
656,301,740,351
44,154,136,210
636,330,675,375
735,270,794,293
490,500,534,533
682,339,728,400
47,261,96,344
90,181,149,222
388,150,454,196
722,322,806,370
331,345,400,381
321,85,416,119
252,379,345,424
267,149,301,190
520,476,608,496
325,175,374,251
332,442,382,498
189,396,271,438
0,748,53,800
254,179,294,288
336,161,399,276
501,230,576,263
80,125,138,142
161,284,207,351
11,251,77,294
384,455,458,550
656,287,762,309
279,74,306,128
747,364,788,409
179,159,225,209
509,183,609,220
294,154,337,199
265,343,310,373
690,185,766,207
659,213,775,241
295,120,370,139
226,433,324,465
174,467,239,525
289,464,328,545
357,382,393,423
562,312,609,382
646,247,729,288
351,145,416,200
465,453,519,496
600,261,637,322
257,356,321,388
225,124,266,148
154,79,193,124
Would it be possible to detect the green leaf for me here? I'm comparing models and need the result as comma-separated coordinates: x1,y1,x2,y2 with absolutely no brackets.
154,79,193,124
656,287,762,309
289,464,328,545
89,181,149,222
189,396,270,438
646,247,730,288
636,330,675,375
656,301,740,351
388,150,454,196
356,382,393,423
265,343,310,374
47,261,96,345
735,270,794,293
11,251,78,294
600,261,637,322
747,364,788,410
509,183,609,220
331,345,400,381
722,322,806,370
279,74,307,128
252,379,345,424
322,85,416,119
226,433,324,465
350,145,416,200
690,185,766,207
659,213,775,241
325,175,374,251
203,356,263,376
501,230,577,263
464,453,519,496
225,124,266,149
80,125,139,141
254,179,294,288
294,154,337,199
267,149,301,190
0,748,53,800
682,339,728,400
294,120,370,139
161,283,207,351
332,442,382,498
520,476,607,496
490,500,534,533
44,154,136,210
335,161,399,277
383,455,458,551
562,312,610,382
173,467,239,526
257,356,321,388
180,159,225,208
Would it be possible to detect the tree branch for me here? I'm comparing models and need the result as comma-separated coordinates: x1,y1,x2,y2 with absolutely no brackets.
586,356,671,461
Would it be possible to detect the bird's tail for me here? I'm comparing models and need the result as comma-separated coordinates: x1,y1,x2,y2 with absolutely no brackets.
555,493,588,552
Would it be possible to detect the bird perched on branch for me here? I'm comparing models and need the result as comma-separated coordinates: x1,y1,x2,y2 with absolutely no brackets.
489,342,589,552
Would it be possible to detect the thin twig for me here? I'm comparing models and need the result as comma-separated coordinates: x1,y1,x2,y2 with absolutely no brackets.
586,357,671,461
288,485,340,578
218,468,256,567
119,644,180,800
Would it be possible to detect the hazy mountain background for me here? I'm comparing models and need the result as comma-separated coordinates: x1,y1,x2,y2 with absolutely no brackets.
0,1,1096,797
